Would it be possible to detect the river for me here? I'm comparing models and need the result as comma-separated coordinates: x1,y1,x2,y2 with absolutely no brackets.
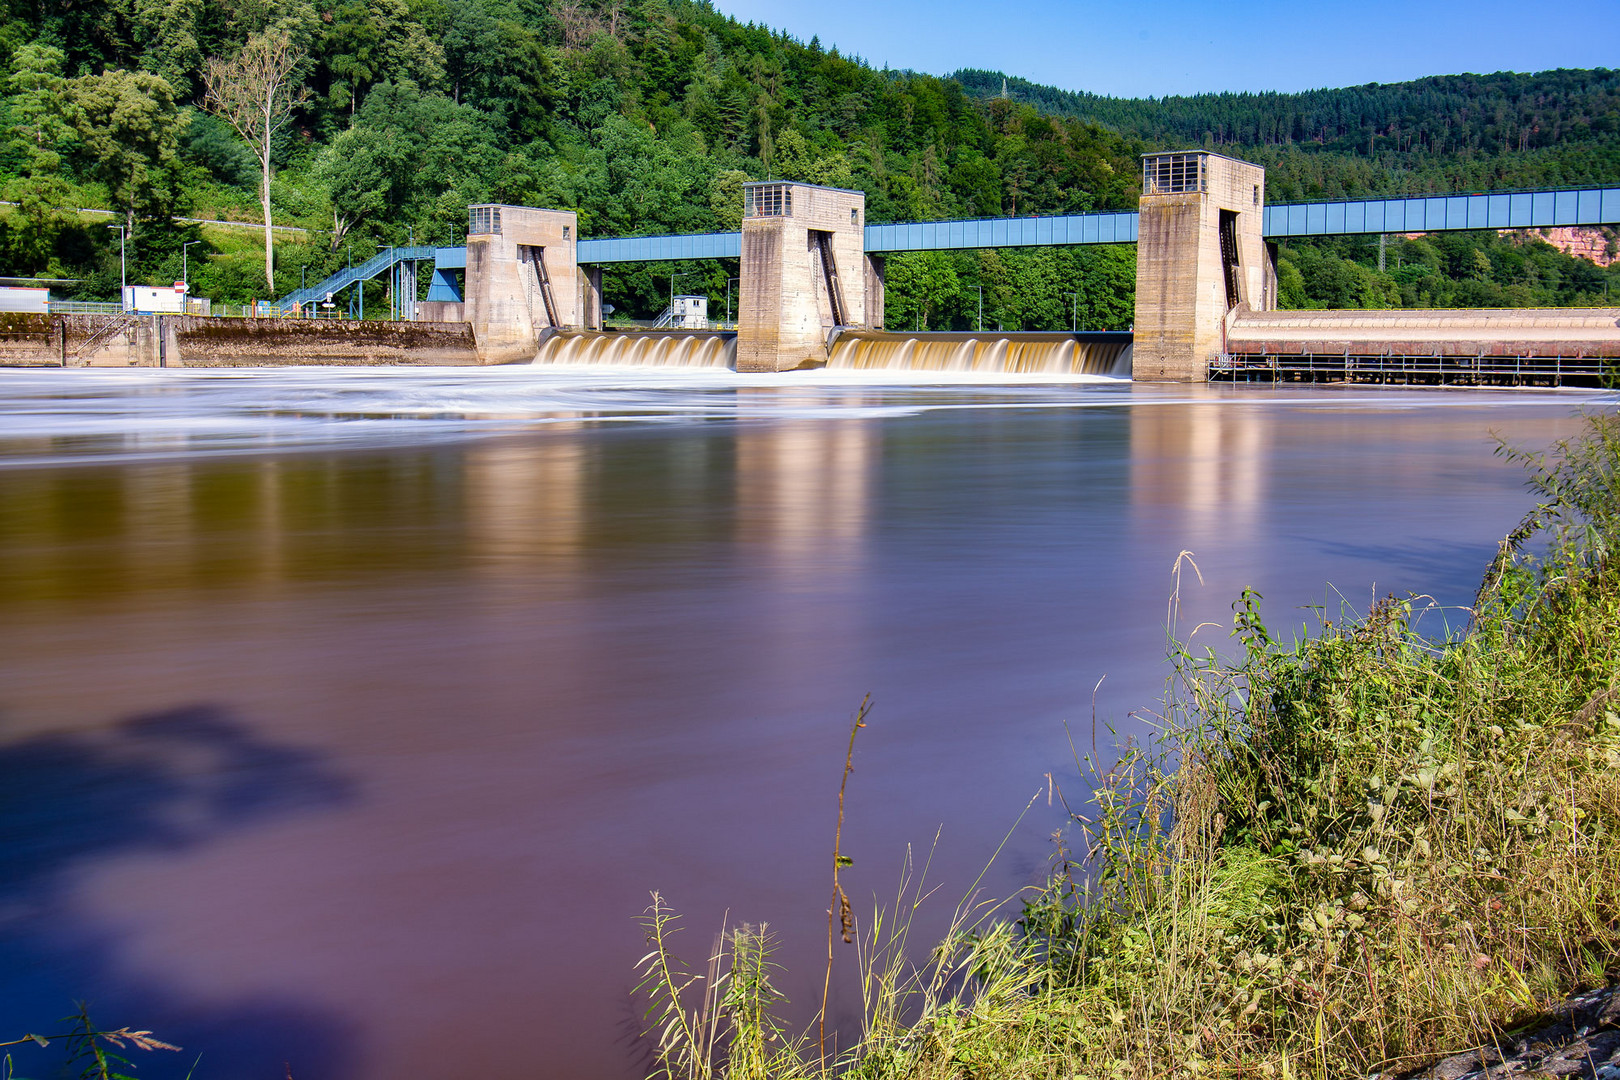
0,367,1605,1079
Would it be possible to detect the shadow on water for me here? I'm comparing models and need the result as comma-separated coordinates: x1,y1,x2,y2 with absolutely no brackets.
0,705,358,1079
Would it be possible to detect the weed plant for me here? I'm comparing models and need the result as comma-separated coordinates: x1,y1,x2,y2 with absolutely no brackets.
635,412,1620,1080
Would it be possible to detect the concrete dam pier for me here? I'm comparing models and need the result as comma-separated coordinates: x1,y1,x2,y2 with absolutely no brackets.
17,153,1619,378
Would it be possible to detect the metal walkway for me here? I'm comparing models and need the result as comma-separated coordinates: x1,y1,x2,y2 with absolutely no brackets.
272,183,1620,309
571,184,1620,264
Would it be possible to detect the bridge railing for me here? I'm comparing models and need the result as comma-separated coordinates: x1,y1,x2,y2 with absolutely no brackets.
274,245,438,314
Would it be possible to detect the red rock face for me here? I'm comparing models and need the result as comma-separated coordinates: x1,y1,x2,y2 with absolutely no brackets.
1524,226,1619,267
1394,227,1618,268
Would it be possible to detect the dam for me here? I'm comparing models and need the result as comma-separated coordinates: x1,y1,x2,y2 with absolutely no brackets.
16,153,1619,377
299,152,1620,380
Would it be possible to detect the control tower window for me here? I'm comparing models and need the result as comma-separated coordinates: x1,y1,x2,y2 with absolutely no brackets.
744,184,793,218
1142,153,1206,195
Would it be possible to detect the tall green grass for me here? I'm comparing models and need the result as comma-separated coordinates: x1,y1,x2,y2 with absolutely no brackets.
636,412,1620,1080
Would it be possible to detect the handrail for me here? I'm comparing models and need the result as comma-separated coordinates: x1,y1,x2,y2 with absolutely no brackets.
274,245,436,314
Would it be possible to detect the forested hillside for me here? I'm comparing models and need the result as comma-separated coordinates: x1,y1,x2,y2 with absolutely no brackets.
954,68,1620,200
0,0,1615,324
952,67,1620,315
0,0,1142,317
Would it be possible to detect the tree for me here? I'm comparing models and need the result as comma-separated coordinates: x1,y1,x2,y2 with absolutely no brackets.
311,125,390,248
66,69,184,240
7,43,73,173
5,45,76,275
204,29,309,289
320,0,445,115
885,251,960,330
708,168,751,231
134,0,204,93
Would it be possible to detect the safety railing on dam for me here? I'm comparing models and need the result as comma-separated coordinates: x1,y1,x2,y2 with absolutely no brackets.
274,245,440,315
1210,351,1610,387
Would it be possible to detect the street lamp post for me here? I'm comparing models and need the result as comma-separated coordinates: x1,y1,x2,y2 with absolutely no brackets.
972,285,983,331
667,269,694,325
1066,291,1079,332
107,225,127,309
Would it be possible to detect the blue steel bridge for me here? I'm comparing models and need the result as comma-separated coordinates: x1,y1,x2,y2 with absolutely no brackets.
278,184,1620,313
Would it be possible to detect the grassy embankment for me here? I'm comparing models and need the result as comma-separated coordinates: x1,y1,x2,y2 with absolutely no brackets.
637,412,1620,1080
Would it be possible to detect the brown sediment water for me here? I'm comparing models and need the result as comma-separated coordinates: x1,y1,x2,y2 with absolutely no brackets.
0,367,1604,1080
533,329,736,367
826,331,1133,375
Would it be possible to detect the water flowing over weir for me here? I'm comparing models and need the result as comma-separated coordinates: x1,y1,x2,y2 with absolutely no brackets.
531,328,1131,374
533,330,736,368
826,331,1133,375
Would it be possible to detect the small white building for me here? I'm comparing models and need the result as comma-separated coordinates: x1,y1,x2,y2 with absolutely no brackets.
670,294,708,329
124,285,186,314
0,286,49,313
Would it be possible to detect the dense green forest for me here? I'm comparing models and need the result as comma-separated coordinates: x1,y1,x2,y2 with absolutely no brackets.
954,68,1620,200
0,0,1615,324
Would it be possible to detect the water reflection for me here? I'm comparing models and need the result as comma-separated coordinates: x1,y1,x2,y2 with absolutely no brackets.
465,442,588,566
1130,399,1268,548
0,383,1605,1080
737,420,874,569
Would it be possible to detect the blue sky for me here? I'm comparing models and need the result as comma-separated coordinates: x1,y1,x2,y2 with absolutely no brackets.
710,0,1620,98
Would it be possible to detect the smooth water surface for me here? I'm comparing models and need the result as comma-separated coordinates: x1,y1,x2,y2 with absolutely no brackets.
0,368,1606,1079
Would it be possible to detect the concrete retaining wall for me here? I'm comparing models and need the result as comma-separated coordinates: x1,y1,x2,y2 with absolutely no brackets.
0,313,152,366
0,314,481,367
171,316,478,366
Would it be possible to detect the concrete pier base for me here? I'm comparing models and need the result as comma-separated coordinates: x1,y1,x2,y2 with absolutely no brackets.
465,204,580,364
1132,152,1273,381
736,182,868,371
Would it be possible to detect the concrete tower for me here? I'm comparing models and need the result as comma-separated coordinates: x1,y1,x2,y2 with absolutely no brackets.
736,182,867,372
464,204,580,364
1132,152,1275,381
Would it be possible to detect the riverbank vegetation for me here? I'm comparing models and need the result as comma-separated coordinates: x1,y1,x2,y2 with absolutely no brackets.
1,0,1616,320
636,411,1620,1079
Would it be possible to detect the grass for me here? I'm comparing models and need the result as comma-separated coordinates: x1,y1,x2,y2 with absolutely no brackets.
635,410,1620,1080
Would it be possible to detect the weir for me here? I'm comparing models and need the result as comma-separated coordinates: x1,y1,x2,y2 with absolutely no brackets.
827,331,1132,376
533,329,735,368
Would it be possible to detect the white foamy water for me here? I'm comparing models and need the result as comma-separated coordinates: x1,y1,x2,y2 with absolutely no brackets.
0,366,1609,468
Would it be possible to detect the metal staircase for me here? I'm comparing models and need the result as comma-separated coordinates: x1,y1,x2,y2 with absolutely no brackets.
273,245,436,315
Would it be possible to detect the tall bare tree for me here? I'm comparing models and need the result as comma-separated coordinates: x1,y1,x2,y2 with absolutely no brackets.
204,30,308,290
